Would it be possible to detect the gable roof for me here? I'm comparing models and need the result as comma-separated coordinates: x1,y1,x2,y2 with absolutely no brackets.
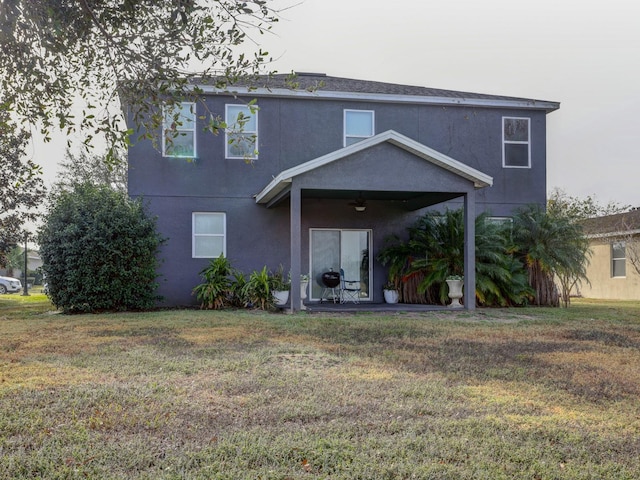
580,209,640,238
255,130,493,205
195,73,560,113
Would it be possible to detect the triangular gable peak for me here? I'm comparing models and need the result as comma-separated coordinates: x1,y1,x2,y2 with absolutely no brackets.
255,130,493,205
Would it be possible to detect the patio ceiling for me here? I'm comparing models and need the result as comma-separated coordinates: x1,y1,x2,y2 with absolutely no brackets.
298,188,463,211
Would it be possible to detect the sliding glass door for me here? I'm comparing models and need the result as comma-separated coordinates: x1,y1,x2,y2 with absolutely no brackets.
310,229,371,301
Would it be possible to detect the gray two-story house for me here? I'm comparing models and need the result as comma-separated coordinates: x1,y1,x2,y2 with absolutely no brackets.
128,73,559,309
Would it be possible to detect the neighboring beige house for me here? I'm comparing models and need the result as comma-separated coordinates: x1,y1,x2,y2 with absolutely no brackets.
0,249,43,279
26,249,43,272
579,210,640,300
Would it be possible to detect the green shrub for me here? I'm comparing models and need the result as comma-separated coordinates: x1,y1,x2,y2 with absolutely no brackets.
192,255,236,309
229,270,248,308
37,183,163,313
193,262,290,311
377,209,532,306
242,266,273,310
241,266,291,311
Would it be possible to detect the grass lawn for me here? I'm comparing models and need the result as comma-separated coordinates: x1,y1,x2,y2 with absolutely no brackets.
1,293,639,479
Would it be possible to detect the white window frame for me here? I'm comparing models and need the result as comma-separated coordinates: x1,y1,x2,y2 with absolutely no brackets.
611,241,626,278
502,116,531,168
344,109,375,147
486,216,513,226
192,212,226,259
162,102,196,158
225,104,258,159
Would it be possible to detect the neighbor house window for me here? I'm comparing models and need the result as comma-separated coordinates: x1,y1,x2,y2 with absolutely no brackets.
193,213,226,258
226,104,258,159
163,102,196,157
502,117,530,168
344,110,374,147
611,241,626,277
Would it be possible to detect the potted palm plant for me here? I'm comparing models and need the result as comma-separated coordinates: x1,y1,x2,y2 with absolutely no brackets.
270,265,290,306
241,266,289,310
383,281,399,304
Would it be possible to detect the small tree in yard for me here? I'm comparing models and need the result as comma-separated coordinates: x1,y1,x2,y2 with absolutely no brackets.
512,205,591,307
51,149,128,196
38,183,163,313
547,187,630,220
545,189,629,306
0,111,46,267
0,1,279,163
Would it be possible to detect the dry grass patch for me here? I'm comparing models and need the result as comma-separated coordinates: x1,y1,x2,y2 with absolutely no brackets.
0,363,108,391
1,297,640,478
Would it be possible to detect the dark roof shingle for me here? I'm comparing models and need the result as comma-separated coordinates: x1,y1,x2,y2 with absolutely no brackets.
263,72,550,103
581,209,640,236
201,72,560,111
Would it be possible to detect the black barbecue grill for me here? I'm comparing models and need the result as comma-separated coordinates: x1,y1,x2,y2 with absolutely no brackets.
320,270,340,303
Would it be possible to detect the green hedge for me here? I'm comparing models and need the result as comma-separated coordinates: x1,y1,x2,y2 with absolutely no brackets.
38,183,164,313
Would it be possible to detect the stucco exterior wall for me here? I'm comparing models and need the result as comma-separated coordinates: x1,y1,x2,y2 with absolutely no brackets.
578,239,640,300
147,194,423,306
128,89,551,306
129,95,548,212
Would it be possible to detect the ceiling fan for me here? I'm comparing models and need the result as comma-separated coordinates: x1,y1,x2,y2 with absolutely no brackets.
348,193,367,212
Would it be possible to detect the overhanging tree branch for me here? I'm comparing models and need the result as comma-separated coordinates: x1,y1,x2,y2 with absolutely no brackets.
0,0,281,163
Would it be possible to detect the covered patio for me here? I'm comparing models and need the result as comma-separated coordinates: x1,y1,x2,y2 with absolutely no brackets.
281,301,450,314
255,130,493,312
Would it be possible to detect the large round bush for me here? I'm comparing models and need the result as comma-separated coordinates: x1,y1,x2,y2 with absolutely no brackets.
38,183,163,313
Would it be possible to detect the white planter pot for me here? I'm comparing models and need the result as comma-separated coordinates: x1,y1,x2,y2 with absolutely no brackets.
273,290,289,306
383,289,399,304
300,280,308,310
446,279,463,308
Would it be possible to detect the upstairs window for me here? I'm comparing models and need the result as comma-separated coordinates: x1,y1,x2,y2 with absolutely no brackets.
611,241,626,277
502,117,530,168
226,104,258,159
344,110,374,147
163,102,196,157
193,212,226,258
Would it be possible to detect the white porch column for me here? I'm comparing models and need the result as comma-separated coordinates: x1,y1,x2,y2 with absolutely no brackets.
289,187,302,313
463,192,476,310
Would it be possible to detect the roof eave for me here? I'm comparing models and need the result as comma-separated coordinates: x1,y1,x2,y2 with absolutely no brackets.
191,85,560,113
586,229,640,239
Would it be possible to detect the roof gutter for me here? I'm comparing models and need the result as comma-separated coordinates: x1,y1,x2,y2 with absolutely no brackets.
190,85,560,113
586,229,640,239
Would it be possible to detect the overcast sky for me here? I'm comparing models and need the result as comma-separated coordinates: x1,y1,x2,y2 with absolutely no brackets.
252,0,640,206
36,0,639,207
